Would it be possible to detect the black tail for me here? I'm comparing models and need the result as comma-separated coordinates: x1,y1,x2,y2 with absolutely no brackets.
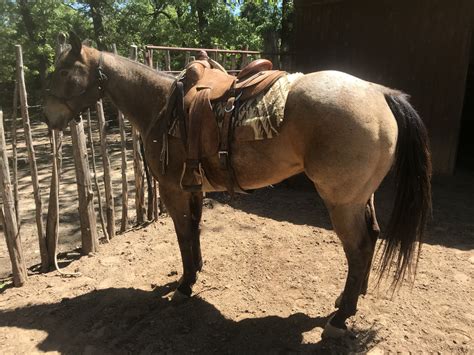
379,93,432,287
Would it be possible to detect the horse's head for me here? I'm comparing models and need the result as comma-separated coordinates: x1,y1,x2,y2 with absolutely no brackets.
43,32,103,130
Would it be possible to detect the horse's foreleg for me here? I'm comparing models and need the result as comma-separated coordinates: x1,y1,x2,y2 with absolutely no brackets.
190,192,203,272
323,203,374,338
159,185,203,298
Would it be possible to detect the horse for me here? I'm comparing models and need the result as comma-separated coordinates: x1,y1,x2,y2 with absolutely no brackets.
43,33,431,338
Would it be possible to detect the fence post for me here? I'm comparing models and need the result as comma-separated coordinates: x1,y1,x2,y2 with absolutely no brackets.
145,52,158,220
164,50,171,72
16,44,49,271
185,51,191,66
70,117,98,254
85,109,109,241
96,99,115,238
240,45,249,69
129,45,146,224
45,130,60,266
0,109,27,286
112,45,129,233
45,33,66,269
11,81,20,224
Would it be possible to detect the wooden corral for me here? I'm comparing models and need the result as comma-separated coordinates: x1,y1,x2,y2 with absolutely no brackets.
293,0,474,174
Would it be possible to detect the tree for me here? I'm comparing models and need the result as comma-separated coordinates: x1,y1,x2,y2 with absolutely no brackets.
0,0,293,110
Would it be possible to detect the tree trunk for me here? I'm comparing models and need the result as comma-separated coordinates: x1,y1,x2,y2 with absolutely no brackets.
86,0,107,50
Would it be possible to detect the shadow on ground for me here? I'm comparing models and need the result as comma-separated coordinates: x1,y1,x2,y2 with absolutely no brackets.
209,171,474,251
0,284,376,354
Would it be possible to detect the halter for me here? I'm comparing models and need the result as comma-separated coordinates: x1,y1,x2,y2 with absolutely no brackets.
47,52,108,114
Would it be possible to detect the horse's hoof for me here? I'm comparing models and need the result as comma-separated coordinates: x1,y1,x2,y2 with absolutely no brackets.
170,289,190,304
335,293,343,308
322,316,354,339
322,322,347,339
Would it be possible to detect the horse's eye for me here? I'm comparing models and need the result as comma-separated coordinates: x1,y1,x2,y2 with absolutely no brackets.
59,70,68,77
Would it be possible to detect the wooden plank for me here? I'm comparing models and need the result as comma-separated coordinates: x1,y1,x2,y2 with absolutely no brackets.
292,0,474,174
70,118,98,254
16,44,48,271
0,110,27,286
96,100,115,238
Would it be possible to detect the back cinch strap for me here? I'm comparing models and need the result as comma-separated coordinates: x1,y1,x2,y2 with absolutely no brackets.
218,96,248,196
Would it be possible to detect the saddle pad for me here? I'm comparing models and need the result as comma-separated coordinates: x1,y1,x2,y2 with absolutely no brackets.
215,73,303,141
169,73,303,141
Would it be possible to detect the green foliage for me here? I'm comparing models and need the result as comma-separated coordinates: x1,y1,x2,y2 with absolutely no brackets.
0,0,290,110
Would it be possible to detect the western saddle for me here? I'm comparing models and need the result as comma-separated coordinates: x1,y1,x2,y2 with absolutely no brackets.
176,50,286,193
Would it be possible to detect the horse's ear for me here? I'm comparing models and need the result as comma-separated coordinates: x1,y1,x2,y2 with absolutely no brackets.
69,31,82,56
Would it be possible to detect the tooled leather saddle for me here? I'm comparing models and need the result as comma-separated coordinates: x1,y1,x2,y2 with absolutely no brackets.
177,52,286,193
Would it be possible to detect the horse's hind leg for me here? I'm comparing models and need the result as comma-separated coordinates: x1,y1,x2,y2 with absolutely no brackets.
322,202,376,337
361,194,380,294
334,194,380,307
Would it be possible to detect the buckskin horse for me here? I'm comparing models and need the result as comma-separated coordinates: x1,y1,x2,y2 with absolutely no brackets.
43,33,431,338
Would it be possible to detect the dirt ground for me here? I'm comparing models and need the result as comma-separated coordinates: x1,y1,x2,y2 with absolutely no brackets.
0,117,473,354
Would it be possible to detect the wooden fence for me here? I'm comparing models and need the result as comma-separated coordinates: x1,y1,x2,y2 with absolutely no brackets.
0,41,260,286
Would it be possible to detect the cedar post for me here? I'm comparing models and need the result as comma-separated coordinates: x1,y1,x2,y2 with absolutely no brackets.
112,45,129,233
11,81,20,224
241,45,249,69
129,45,146,224
16,44,48,271
145,51,157,220
96,100,115,238
45,130,60,266
185,51,191,65
0,110,27,286
149,48,154,68
45,33,66,269
118,108,129,232
86,109,109,241
222,53,227,69
70,117,98,254
164,50,171,71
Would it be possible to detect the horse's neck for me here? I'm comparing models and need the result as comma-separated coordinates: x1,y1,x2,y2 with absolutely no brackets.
101,52,174,134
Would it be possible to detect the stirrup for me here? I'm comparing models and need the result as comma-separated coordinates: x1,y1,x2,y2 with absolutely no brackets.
180,160,204,192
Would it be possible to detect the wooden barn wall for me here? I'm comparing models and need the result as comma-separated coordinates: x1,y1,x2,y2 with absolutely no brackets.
293,0,473,174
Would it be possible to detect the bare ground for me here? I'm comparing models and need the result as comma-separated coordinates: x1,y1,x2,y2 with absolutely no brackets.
0,118,473,354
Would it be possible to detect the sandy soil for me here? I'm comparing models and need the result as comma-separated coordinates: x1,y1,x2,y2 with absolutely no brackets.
0,118,473,354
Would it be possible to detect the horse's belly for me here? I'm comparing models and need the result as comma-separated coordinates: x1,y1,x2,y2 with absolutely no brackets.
202,130,304,191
